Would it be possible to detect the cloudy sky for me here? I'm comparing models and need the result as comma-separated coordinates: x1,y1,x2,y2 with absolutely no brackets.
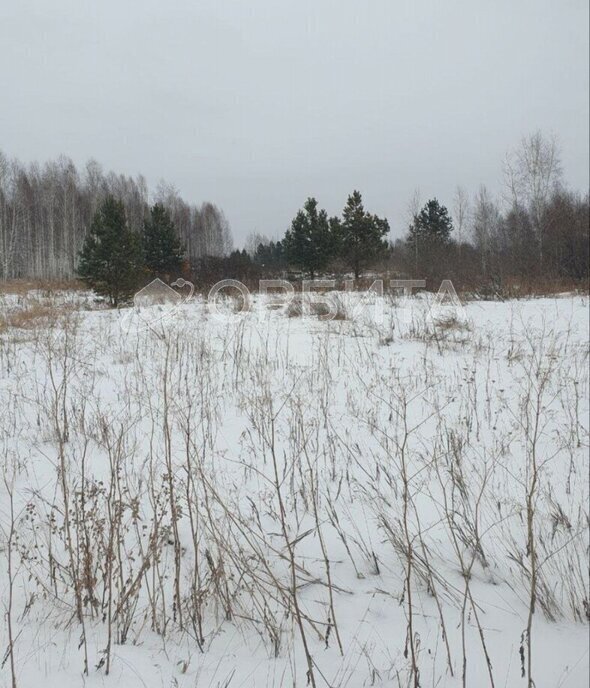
1,0,588,244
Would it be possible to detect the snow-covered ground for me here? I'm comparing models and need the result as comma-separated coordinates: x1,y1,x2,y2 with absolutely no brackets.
0,289,588,687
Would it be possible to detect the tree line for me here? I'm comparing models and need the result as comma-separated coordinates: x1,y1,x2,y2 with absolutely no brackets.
242,191,389,280
245,132,589,292
0,151,232,280
1,132,588,295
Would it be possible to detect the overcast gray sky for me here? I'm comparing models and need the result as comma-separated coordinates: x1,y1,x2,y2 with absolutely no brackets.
1,0,588,244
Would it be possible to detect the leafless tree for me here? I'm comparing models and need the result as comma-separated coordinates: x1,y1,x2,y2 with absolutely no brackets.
453,185,470,249
244,231,270,256
503,131,562,267
472,185,500,276
0,150,234,280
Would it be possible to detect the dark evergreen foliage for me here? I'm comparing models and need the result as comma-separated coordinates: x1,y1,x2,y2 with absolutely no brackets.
338,190,389,278
253,240,286,270
142,203,185,277
78,196,144,306
0,150,232,280
283,198,335,278
407,198,454,248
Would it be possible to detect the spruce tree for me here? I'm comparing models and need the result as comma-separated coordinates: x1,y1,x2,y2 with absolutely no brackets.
338,191,389,278
284,198,334,278
78,196,144,306
142,203,185,277
254,239,285,270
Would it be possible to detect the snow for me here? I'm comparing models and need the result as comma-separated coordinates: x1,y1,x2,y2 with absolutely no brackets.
0,289,588,687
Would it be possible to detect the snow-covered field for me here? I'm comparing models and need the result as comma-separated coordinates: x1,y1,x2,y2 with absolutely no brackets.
0,288,588,688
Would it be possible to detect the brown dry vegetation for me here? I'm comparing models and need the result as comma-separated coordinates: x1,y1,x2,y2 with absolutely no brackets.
0,279,86,296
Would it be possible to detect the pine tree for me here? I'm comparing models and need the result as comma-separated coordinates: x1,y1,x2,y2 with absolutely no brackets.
407,198,454,248
338,191,389,278
283,198,334,278
142,203,185,277
78,196,144,306
406,198,454,275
